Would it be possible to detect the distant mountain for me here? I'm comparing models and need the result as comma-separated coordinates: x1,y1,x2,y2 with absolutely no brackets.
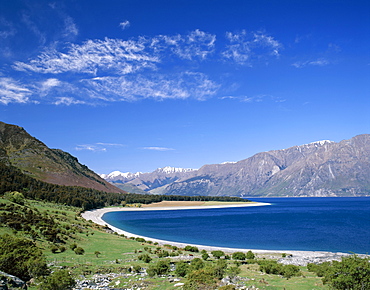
102,135,370,197
102,166,195,194
0,121,124,194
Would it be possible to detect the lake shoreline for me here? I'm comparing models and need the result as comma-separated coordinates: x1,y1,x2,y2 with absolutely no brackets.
81,202,358,265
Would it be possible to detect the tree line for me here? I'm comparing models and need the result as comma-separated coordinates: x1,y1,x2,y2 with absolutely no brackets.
0,162,248,210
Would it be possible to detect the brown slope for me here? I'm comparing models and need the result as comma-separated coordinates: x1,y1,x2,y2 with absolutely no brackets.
162,135,370,197
0,121,125,194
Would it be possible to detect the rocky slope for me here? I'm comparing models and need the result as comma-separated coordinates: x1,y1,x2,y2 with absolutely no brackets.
161,135,370,197
102,166,195,194
102,135,370,197
0,121,124,194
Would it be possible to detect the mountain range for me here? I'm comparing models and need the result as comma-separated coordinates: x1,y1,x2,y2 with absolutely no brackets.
104,135,370,197
0,121,124,194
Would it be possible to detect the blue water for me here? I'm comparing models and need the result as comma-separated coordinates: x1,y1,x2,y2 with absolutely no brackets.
102,197,370,254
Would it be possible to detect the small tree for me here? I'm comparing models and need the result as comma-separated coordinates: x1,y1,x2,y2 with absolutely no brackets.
94,251,101,258
74,247,85,255
38,270,75,290
211,250,225,259
246,250,255,260
138,253,152,263
232,252,246,261
202,252,210,261
175,261,188,277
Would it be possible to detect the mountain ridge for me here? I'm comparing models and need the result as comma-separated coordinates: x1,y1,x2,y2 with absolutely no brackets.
104,135,370,197
0,121,124,194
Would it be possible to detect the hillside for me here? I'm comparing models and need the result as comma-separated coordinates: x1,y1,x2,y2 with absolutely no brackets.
103,135,370,197
0,121,124,194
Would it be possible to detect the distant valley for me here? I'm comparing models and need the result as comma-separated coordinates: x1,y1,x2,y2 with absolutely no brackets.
103,135,370,197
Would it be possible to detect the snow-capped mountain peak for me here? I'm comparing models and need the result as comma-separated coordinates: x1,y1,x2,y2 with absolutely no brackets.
155,166,195,174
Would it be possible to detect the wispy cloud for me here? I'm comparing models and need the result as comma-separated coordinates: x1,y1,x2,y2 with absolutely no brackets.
53,96,86,106
6,28,282,105
0,77,31,105
220,94,285,103
119,20,130,30
62,15,78,39
141,147,175,151
75,142,125,152
13,37,160,75
292,58,330,68
0,17,16,39
75,144,106,152
222,30,282,65
153,29,216,60
83,72,220,101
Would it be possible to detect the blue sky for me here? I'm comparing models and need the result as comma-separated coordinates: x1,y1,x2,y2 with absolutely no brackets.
1,0,369,174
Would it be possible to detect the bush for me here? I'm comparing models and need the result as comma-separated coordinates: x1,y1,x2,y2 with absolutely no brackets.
38,269,75,290
74,247,85,255
211,250,224,259
319,255,370,290
183,268,218,290
138,253,152,263
175,261,188,277
51,245,59,253
258,260,301,279
202,252,210,260
246,250,255,260
232,252,246,261
0,234,49,281
184,245,199,252
147,259,171,277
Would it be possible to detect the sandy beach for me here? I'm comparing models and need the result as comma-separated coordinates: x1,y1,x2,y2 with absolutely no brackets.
81,201,355,265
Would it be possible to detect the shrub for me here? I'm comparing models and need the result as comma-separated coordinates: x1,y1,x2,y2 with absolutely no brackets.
183,268,218,290
320,255,370,290
147,259,171,277
232,252,246,261
202,252,210,261
0,234,49,281
74,247,85,255
184,245,199,252
38,269,75,290
211,250,224,259
51,245,59,253
138,253,152,263
246,250,255,260
175,261,188,277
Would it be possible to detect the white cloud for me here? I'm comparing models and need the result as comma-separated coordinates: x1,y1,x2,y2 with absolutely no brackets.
292,58,330,68
13,37,160,74
63,16,78,38
155,29,216,60
0,17,16,39
12,30,216,75
142,147,175,151
83,72,219,101
75,142,125,152
0,77,31,105
96,142,125,147
119,20,130,30
75,144,106,152
222,30,282,65
53,96,85,105
39,78,61,92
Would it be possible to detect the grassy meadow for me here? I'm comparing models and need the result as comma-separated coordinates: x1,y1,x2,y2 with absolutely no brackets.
0,196,331,289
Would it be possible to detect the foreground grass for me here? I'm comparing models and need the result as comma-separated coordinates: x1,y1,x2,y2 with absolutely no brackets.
1,197,329,289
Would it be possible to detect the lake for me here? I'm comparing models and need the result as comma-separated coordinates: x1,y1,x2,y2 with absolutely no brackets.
102,197,370,254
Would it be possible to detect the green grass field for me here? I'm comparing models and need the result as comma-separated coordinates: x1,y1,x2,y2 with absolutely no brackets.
0,197,330,289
